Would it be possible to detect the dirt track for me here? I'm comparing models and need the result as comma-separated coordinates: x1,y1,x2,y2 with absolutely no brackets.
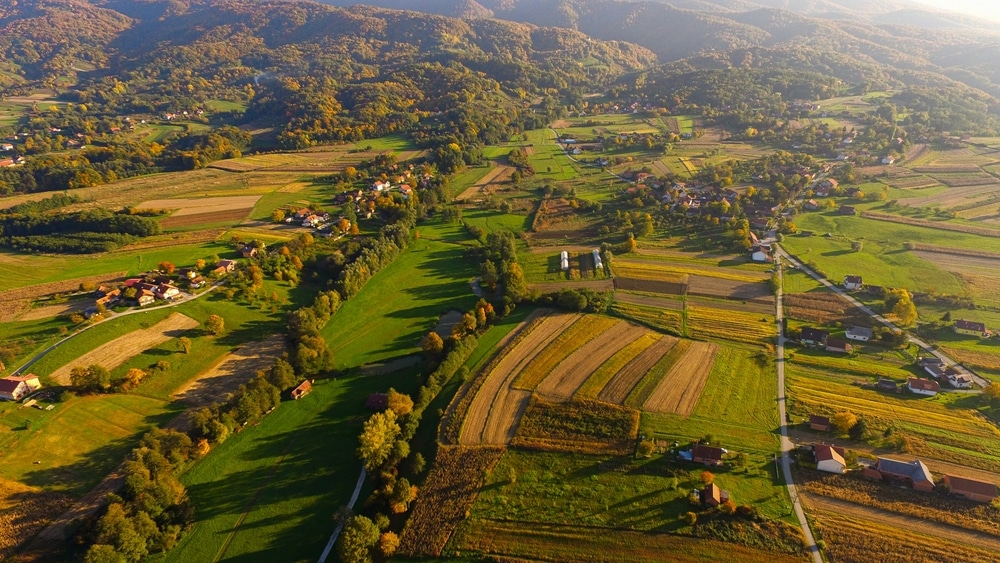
643,342,717,415
455,164,515,201
803,493,1000,553
535,321,646,401
48,313,199,384
459,313,580,445
598,336,678,404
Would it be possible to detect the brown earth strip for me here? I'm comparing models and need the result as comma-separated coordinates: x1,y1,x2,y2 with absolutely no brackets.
687,274,773,302
643,342,718,415
614,292,684,311
528,279,614,293
802,493,1000,553
598,336,679,404
535,322,647,401
48,313,199,385
16,300,91,322
685,296,773,314
613,276,687,295
173,335,287,406
137,195,262,216
458,313,580,445
160,208,252,229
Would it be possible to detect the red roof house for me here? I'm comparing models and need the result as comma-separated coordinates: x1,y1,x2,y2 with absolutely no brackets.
692,444,725,467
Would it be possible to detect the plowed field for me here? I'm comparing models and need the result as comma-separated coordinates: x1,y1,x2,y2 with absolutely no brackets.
643,342,718,415
535,321,647,400
598,336,679,404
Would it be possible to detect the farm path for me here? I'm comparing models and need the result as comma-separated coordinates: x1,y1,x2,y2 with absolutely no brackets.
802,492,1000,553
317,467,367,563
772,245,987,388
774,254,823,563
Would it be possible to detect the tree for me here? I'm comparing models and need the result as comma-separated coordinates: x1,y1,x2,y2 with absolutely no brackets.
93,503,148,562
386,389,413,417
271,209,286,223
851,240,863,252
848,418,868,440
85,545,127,563
700,470,714,484
682,511,697,526
157,261,176,274
177,337,191,354
388,477,417,513
636,440,654,457
421,331,444,357
336,515,379,563
71,364,112,392
409,452,426,475
732,451,749,469
379,532,400,557
194,258,206,270
121,368,147,391
719,499,737,515
832,411,858,434
205,315,225,336
985,384,1000,402
358,410,400,471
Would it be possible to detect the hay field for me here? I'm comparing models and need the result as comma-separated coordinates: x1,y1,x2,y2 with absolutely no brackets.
173,335,286,406
48,313,199,384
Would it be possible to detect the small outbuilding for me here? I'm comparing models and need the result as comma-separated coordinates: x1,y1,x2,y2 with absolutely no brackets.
843,275,863,291
291,380,312,400
809,415,831,432
945,475,998,503
814,444,847,474
865,457,934,491
954,319,987,338
825,337,853,354
845,326,873,342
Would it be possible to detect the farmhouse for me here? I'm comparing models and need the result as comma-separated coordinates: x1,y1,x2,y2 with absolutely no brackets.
0,374,41,401
803,199,820,211
240,244,259,258
814,444,847,474
814,185,831,197
291,380,312,400
750,244,772,263
824,337,852,354
945,370,973,389
843,275,863,291
137,289,156,306
838,205,856,216
864,457,934,491
692,444,725,467
800,327,829,346
954,319,987,338
944,475,998,503
907,378,940,396
809,414,831,432
845,326,873,342
919,358,947,379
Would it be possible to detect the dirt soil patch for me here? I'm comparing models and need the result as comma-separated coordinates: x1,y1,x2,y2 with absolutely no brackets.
459,313,580,445
173,335,286,406
455,164,515,201
688,275,773,302
528,279,615,293
535,321,647,401
17,299,92,321
643,342,718,415
137,195,261,216
614,277,687,295
614,293,684,311
598,336,679,404
160,208,251,229
49,313,199,385
784,291,872,327
685,296,773,314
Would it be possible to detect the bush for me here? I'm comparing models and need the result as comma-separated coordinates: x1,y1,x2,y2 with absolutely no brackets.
683,511,697,526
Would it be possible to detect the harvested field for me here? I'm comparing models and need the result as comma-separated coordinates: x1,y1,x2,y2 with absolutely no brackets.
137,195,261,216
511,315,619,391
598,336,678,404
625,340,691,408
48,313,199,384
575,333,661,400
535,321,647,400
783,291,871,326
397,446,504,558
610,302,683,334
812,509,1000,563
511,398,639,455
941,347,1000,373
614,257,769,283
686,296,773,314
688,274,773,302
913,165,986,174
0,273,126,322
16,299,91,321
885,175,939,189
480,388,532,445
912,250,1000,272
458,313,580,445
613,276,687,295
0,479,72,560
861,211,1000,237
643,342,718,415
455,164,514,201
528,279,615,293
614,292,683,311
686,306,775,344
173,335,286,406
160,208,249,229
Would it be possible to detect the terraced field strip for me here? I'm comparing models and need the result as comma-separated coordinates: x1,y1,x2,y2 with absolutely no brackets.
610,302,684,334
574,332,661,400
48,313,199,384
643,342,719,415
597,336,679,404
458,313,581,445
511,315,620,391
614,258,769,283
536,321,648,401
624,340,692,409
687,274,773,302
614,292,683,311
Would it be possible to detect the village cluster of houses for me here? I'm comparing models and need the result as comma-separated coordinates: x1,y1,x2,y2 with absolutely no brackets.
805,418,996,502
92,257,243,311
0,373,41,402
799,326,858,355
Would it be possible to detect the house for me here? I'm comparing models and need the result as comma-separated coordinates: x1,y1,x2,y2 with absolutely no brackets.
217,260,237,273
843,275,863,291
876,378,900,392
702,483,721,507
0,374,41,401
945,370,973,389
818,178,839,191
920,358,947,379
814,185,831,197
845,326,874,342
954,319,987,337
800,327,829,346
137,289,156,306
944,475,998,503
825,337,852,354
692,444,725,467
882,156,896,165
96,288,121,307
814,444,847,474
809,415,831,432
240,245,258,258
838,205,856,216
291,380,312,400
907,378,940,396
189,276,206,289
864,457,934,491
803,199,820,211
750,244,772,263
155,284,180,300
0,143,13,151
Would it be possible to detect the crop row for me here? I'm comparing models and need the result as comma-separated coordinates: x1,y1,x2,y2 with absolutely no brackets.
686,306,775,344
574,333,661,400
614,259,767,283
510,398,639,456
624,340,692,408
512,315,620,390
610,302,683,334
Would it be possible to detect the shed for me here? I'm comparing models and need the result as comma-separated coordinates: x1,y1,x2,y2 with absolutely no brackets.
814,444,847,474
945,475,998,503
825,337,852,354
843,275,863,290
809,415,831,432
291,380,312,400
845,326,873,342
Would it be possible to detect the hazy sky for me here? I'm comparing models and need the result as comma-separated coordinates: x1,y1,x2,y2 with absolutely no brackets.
910,0,1000,20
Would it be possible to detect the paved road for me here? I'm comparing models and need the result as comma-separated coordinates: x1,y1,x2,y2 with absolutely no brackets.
772,245,986,388
317,466,367,563
774,255,823,563
12,281,223,377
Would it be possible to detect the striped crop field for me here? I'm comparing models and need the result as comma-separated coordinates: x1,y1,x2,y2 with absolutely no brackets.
624,340,693,408
575,333,662,400
686,306,775,344
512,315,621,391
613,258,768,283
610,302,683,334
